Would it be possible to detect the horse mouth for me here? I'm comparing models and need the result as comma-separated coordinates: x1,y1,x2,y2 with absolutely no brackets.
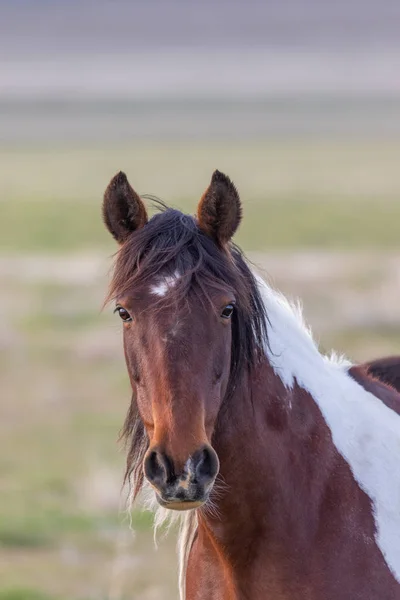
156,496,206,511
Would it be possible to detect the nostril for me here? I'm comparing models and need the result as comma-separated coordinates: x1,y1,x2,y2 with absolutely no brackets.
194,445,219,484
144,449,172,487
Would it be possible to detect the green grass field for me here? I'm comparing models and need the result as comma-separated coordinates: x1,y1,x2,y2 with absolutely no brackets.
1,138,400,599
2,139,400,253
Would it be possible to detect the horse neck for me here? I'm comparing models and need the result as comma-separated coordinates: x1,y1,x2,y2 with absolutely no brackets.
202,280,332,540
198,280,344,563
203,359,329,549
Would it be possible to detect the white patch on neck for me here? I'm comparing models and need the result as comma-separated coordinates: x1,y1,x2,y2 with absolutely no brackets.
255,273,400,582
151,270,181,297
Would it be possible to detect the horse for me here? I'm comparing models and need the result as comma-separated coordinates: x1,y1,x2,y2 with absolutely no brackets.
103,170,400,600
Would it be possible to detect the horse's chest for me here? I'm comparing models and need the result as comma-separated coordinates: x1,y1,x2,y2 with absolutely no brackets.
186,539,400,600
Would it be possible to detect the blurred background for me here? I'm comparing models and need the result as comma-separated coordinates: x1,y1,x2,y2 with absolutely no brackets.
1,1,400,598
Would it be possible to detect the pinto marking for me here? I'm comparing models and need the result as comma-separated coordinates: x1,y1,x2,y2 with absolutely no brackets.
256,273,400,582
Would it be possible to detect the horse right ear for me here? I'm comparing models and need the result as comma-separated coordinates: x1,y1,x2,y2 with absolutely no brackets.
103,171,148,244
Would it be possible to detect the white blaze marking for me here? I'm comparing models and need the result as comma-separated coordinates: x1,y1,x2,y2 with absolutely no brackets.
151,270,181,297
255,273,400,582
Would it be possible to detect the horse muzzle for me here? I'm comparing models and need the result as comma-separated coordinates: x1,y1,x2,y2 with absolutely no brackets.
144,444,219,510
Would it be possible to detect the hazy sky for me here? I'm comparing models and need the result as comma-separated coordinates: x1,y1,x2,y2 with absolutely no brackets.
1,1,399,98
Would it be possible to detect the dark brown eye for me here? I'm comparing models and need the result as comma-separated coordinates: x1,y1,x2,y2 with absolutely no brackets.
221,303,234,319
114,305,132,322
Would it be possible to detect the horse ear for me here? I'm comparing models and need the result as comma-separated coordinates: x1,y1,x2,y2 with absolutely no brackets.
103,171,148,244
197,170,242,246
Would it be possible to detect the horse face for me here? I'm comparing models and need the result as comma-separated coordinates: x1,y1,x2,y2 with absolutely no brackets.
117,284,235,509
104,169,243,510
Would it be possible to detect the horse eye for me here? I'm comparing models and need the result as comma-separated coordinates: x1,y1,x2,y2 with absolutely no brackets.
221,304,234,319
114,306,133,322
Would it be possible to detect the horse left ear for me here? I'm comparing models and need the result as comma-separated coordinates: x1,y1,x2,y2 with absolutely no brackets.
197,170,242,246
